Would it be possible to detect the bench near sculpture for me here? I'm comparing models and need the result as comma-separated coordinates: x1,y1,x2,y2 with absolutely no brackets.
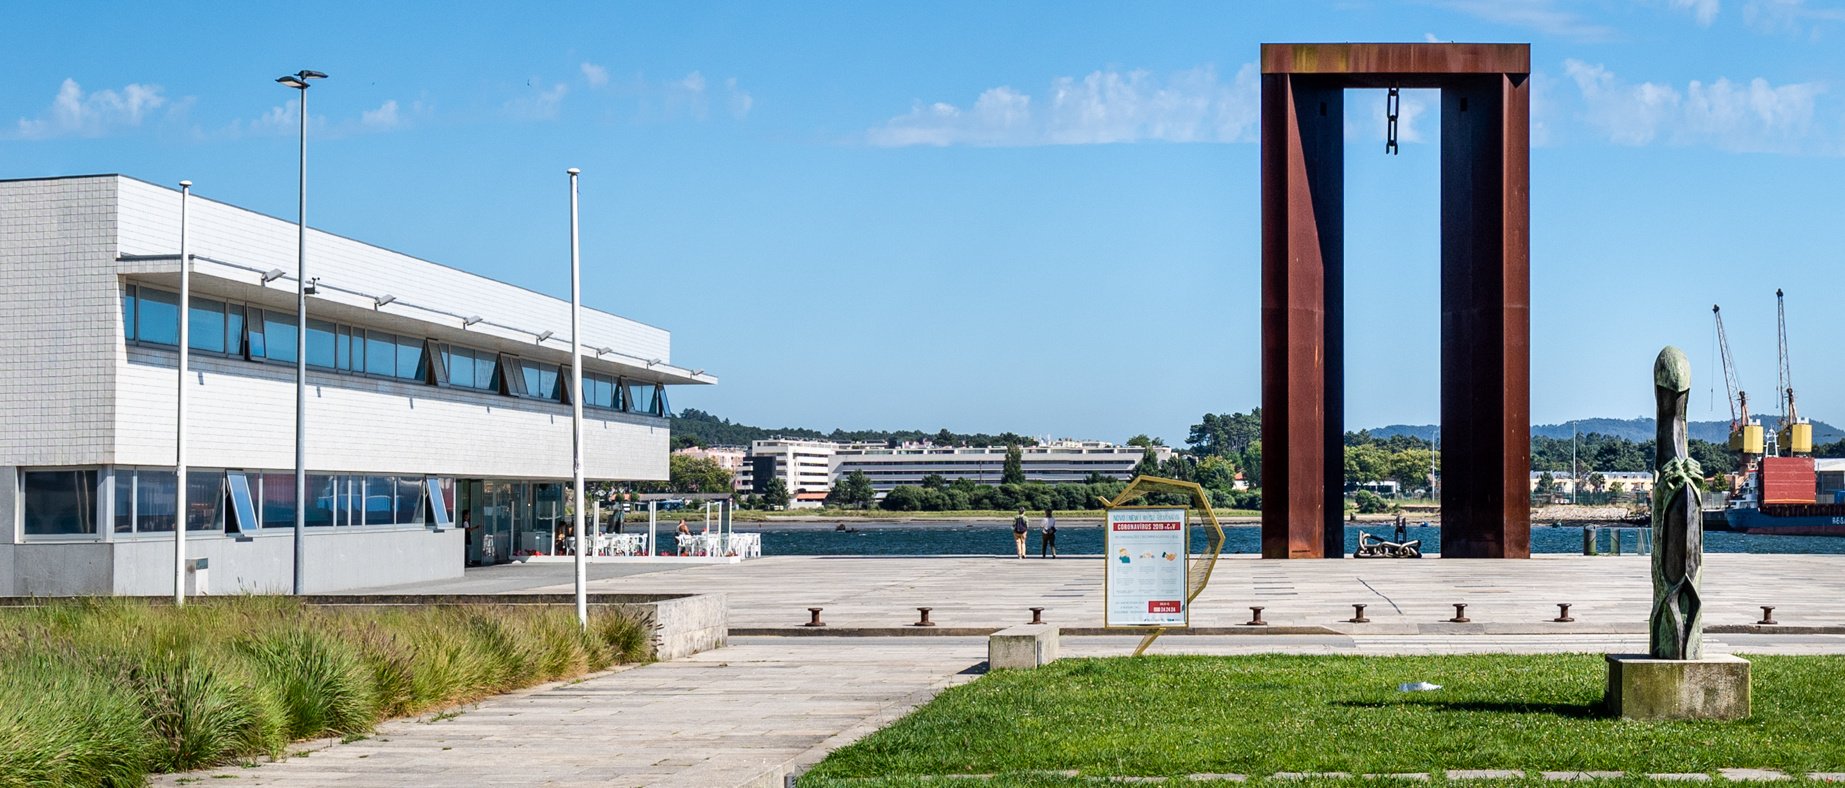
988,624,1059,669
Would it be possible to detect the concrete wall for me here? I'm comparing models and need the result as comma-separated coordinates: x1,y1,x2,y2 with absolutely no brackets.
0,527,461,596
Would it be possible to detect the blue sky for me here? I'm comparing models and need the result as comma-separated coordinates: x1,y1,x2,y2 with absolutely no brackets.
6,1,1845,445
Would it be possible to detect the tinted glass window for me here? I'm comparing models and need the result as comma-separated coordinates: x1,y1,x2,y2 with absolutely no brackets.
226,306,245,356
21,470,97,536
186,469,223,531
394,476,423,525
475,353,496,390
189,298,226,353
307,319,337,369
336,327,352,370
363,476,394,525
447,347,475,388
304,473,336,527
262,472,298,529
138,288,179,345
123,289,137,341
246,311,267,358
365,332,395,377
264,313,297,363
396,337,424,380
114,470,133,533
136,469,177,533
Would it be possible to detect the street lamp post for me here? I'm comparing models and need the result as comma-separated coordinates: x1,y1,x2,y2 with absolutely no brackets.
277,69,326,595
567,168,587,628
175,180,192,606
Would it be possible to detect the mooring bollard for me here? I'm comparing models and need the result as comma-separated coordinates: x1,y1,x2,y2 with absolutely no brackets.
1759,606,1778,625
1349,604,1370,624
913,607,936,627
803,607,826,627
1449,603,1471,623
1583,527,1599,556
1029,607,1045,625
1554,603,1575,623
1246,606,1267,626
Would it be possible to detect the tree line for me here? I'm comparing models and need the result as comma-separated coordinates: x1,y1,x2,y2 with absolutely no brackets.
670,408,1042,451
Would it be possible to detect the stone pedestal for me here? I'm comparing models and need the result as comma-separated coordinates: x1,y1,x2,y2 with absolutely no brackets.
1604,654,1750,721
988,625,1059,670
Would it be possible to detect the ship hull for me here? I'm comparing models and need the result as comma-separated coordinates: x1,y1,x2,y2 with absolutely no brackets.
1725,506,1845,536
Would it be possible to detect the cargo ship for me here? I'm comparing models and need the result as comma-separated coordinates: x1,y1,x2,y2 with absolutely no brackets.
1721,456,1845,535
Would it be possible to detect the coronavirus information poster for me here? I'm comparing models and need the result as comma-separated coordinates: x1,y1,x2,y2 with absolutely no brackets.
1104,508,1189,627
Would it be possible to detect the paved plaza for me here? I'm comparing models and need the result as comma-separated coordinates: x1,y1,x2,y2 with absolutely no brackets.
181,555,1845,787
375,553,1845,634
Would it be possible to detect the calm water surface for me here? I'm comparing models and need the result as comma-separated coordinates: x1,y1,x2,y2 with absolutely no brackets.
736,522,1845,556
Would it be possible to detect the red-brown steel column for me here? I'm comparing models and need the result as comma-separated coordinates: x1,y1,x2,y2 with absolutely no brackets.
1437,74,1531,558
1260,74,1344,559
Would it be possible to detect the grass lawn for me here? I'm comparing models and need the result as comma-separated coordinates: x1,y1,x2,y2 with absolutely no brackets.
800,654,1845,786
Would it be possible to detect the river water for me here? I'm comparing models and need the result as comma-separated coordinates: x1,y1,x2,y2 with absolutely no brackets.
734,522,1845,557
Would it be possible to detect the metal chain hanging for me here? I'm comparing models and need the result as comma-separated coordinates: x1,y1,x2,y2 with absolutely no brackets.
1385,86,1401,155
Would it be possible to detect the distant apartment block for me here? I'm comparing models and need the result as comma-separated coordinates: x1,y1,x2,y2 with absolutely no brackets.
735,438,1172,505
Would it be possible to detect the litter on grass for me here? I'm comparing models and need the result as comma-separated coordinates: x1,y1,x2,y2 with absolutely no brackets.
1398,682,1442,692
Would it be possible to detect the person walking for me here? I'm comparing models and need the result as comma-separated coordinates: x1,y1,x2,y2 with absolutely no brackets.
1040,508,1058,558
1011,509,1029,559
1393,512,1408,544
675,518,692,556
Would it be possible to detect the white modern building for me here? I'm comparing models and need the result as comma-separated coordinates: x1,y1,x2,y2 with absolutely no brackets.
739,438,1171,503
0,175,713,595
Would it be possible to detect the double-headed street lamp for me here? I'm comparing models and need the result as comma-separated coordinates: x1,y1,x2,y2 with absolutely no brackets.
276,69,326,595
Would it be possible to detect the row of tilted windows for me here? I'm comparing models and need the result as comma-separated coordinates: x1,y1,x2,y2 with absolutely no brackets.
122,283,667,416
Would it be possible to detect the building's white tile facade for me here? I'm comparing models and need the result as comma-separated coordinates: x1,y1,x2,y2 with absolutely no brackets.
0,175,711,593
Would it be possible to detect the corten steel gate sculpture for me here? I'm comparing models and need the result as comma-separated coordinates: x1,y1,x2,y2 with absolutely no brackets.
1260,43,1531,559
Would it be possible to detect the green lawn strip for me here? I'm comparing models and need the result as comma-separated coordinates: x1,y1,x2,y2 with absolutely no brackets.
0,597,651,785
798,777,1824,787
803,654,1845,782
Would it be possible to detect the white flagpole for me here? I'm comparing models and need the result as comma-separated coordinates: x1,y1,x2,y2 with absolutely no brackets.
568,168,588,628
175,180,192,605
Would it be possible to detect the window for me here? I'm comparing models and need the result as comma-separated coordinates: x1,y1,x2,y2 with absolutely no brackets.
363,476,394,525
425,477,454,529
22,469,97,536
396,337,425,381
185,470,223,532
306,473,337,527
137,287,179,346
113,471,133,533
226,472,259,537
263,312,297,364
364,331,395,377
246,310,267,358
123,289,137,341
585,373,619,410
136,469,177,533
226,306,245,356
189,298,226,354
519,360,562,401
393,476,422,525
307,319,337,369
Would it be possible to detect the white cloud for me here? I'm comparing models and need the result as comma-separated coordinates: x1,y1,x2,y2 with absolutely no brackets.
725,77,753,119
15,78,167,139
678,71,707,95
581,62,610,88
1432,0,1616,42
505,81,568,121
1744,0,1845,35
868,64,1260,147
1668,0,1722,25
1424,32,1444,42
1565,59,1827,153
360,100,400,130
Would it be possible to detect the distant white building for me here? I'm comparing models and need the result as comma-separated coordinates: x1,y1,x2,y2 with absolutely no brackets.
738,438,1171,502
671,446,748,491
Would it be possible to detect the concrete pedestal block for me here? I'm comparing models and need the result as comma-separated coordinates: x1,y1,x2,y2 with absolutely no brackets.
989,625,1059,669
1604,653,1751,721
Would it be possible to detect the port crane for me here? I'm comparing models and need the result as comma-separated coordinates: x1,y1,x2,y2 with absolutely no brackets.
1776,288,1812,455
1713,304,1762,464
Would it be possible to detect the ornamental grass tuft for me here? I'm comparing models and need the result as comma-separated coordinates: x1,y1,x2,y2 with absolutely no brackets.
0,598,649,785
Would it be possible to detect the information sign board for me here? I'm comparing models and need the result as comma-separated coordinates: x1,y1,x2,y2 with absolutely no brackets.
1104,507,1189,627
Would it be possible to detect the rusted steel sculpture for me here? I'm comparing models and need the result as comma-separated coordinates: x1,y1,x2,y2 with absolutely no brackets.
1650,346,1704,660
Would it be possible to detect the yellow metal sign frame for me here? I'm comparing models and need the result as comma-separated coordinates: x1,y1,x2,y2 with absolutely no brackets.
1100,475,1227,656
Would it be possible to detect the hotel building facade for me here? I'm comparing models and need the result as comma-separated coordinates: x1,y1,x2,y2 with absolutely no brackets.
738,439,1171,504
0,175,713,595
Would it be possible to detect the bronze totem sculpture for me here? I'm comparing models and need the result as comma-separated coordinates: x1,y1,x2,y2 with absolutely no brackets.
1650,346,1704,660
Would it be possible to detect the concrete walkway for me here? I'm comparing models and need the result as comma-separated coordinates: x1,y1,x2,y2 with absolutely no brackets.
157,639,984,788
